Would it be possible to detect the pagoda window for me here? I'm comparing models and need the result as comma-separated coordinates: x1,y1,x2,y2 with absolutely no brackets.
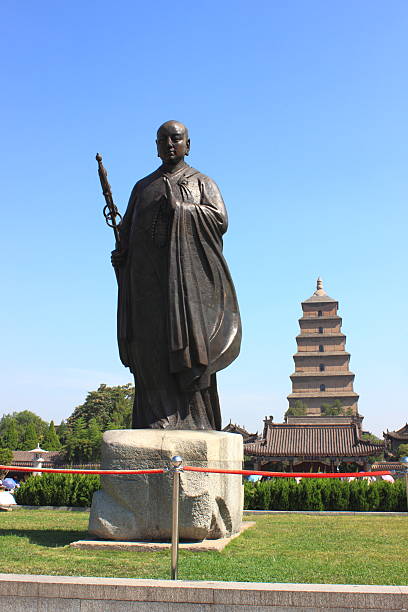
319,345,324,352
318,327,323,334
318,310,323,317
319,364,325,372
320,384,326,391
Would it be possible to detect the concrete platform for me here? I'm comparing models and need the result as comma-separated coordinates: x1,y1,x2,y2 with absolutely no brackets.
70,521,255,552
0,574,407,611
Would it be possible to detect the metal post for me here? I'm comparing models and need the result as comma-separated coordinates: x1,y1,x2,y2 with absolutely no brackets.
405,472,408,513
170,455,183,580
399,457,408,512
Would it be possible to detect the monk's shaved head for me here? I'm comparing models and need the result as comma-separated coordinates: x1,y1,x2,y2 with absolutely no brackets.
156,120,190,164
157,120,189,139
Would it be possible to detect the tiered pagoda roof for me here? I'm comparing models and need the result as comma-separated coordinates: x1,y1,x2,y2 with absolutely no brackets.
287,278,359,416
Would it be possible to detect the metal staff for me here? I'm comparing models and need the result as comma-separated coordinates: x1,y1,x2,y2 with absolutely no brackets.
170,455,183,580
96,153,122,249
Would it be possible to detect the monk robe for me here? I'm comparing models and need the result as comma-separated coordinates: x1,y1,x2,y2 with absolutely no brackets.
117,161,241,430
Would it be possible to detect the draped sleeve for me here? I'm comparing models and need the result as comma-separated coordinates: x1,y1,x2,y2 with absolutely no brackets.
168,173,241,391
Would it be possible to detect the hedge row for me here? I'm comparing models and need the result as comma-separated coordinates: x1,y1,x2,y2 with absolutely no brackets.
13,473,407,512
15,473,101,507
244,478,407,512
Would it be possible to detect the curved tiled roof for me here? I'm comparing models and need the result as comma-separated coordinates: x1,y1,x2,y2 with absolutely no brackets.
384,424,408,441
244,423,384,458
222,422,257,441
12,450,62,463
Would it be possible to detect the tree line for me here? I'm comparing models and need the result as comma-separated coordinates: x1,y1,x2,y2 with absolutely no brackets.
1,384,406,465
0,384,134,464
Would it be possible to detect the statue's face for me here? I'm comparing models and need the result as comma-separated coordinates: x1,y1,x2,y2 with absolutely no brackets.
156,121,190,165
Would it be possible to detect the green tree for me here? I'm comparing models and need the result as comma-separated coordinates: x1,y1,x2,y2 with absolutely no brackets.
63,416,103,463
285,400,307,418
0,448,13,466
361,431,384,463
56,420,69,445
42,421,61,451
0,411,48,449
12,411,48,439
397,443,408,459
67,384,133,431
64,417,88,463
21,423,38,450
59,383,134,463
361,432,382,443
0,447,13,480
86,418,103,462
0,418,19,450
321,400,343,416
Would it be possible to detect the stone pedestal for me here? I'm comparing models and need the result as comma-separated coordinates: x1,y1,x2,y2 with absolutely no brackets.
88,430,243,541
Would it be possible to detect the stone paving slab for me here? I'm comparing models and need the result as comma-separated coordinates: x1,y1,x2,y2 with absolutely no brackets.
0,575,407,610
70,521,255,552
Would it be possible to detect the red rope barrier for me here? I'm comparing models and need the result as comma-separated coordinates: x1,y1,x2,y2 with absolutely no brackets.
183,466,393,478
0,465,393,478
0,465,165,475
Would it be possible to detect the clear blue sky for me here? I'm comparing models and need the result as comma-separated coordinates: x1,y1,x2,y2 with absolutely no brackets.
1,1,407,437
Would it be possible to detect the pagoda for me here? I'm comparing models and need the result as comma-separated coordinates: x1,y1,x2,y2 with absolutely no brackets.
287,278,359,417
244,279,387,471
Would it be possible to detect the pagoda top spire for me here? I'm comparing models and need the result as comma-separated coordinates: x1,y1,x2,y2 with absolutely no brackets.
315,277,326,296
303,277,337,303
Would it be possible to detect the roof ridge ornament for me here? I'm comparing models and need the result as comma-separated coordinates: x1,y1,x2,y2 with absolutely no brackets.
302,277,336,303
314,276,328,297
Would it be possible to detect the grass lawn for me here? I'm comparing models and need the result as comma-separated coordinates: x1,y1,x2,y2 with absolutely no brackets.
0,509,407,585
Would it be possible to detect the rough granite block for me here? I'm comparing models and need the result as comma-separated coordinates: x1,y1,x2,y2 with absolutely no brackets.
89,430,243,541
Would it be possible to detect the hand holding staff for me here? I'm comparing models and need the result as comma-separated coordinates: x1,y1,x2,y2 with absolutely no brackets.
96,153,122,249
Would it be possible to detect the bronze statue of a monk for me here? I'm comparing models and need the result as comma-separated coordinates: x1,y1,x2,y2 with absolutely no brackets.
112,121,241,430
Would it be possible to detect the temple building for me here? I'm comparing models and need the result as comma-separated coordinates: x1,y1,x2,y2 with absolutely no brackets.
383,424,408,455
244,279,385,472
222,421,258,442
287,278,359,416
244,415,385,472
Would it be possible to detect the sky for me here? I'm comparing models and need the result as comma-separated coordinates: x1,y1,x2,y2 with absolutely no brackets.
1,1,407,438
